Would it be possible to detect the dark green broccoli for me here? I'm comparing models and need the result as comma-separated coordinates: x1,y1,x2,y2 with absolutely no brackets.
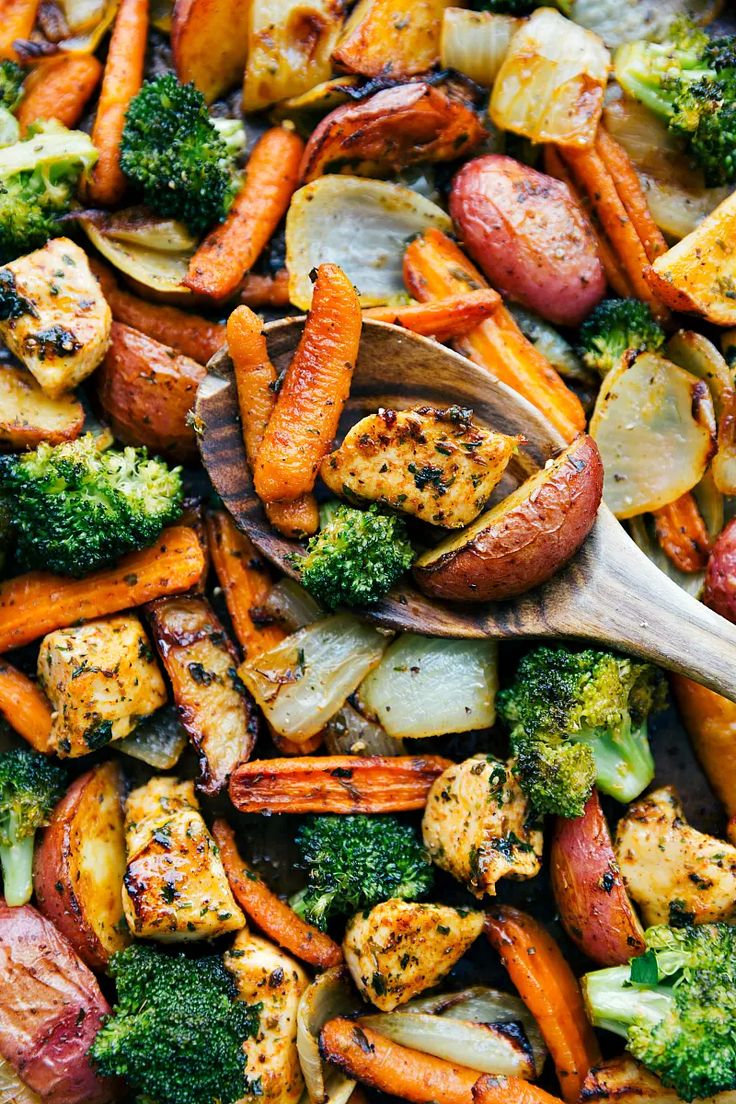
120,75,245,233
0,748,66,906
0,435,183,577
583,923,736,1101
578,298,666,376
294,501,414,609
0,60,24,112
0,119,97,263
615,22,736,186
290,814,434,930
497,646,666,817
90,944,261,1104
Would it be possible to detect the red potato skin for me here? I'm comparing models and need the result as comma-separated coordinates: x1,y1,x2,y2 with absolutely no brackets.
704,517,736,623
414,435,603,602
449,155,606,327
0,901,117,1104
550,791,646,966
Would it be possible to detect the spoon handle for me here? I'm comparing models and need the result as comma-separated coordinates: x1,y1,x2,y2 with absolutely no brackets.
547,508,736,703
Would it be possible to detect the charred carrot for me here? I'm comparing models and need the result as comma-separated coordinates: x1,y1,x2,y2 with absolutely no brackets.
17,54,102,133
595,127,668,265
320,1017,477,1104
90,258,225,364
403,229,585,442
0,527,204,653
473,1075,564,1104
671,675,736,817
253,263,362,502
652,492,711,574
186,128,304,301
205,510,287,659
85,0,148,206
0,662,53,753
240,269,291,309
485,907,600,1104
0,0,40,59
229,755,452,814
226,305,319,537
212,819,342,968
364,290,500,341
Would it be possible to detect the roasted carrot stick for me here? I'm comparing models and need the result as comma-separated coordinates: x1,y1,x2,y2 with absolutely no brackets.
0,662,53,753
320,1017,477,1104
186,127,304,301
671,675,736,817
0,0,40,59
229,755,453,814
212,819,343,968
473,1075,564,1104
595,127,668,265
253,263,362,502
90,258,225,364
205,510,287,659
226,305,318,537
403,229,585,442
485,907,600,1104
240,269,291,309
85,0,148,206
0,527,204,653
17,54,102,133
652,492,711,574
364,290,500,341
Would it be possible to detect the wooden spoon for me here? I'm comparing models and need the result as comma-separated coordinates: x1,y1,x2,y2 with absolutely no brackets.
196,317,736,702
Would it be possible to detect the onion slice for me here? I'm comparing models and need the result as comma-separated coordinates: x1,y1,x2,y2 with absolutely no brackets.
440,10,520,87
263,579,323,632
324,702,407,756
80,209,195,298
297,967,361,1104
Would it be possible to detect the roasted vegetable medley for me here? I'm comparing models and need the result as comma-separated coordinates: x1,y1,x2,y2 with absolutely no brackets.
1,2,736,1104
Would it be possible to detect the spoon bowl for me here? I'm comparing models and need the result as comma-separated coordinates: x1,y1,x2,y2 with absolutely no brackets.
196,317,736,701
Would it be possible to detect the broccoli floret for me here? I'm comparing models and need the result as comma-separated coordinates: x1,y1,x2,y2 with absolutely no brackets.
0,435,183,577
90,944,261,1104
0,119,97,263
120,75,244,234
290,814,434,930
578,298,666,376
294,502,414,610
583,924,736,1101
615,22,736,186
0,748,66,906
497,646,666,817
0,61,24,112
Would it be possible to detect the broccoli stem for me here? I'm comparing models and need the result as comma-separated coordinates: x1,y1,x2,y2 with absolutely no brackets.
583,965,673,1038
572,718,654,803
0,810,34,906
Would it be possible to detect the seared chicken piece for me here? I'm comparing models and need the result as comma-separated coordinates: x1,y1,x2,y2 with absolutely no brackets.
37,614,167,758
0,239,111,397
614,786,736,927
225,931,308,1104
122,777,245,941
320,406,520,528
343,899,484,1011
422,756,543,897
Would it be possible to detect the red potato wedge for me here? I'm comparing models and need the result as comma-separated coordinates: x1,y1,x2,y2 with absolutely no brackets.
704,517,736,624
33,762,130,972
0,366,84,450
449,155,605,328
96,322,206,463
212,819,343,969
413,435,603,602
229,755,453,814
171,0,249,103
0,901,116,1104
550,790,645,966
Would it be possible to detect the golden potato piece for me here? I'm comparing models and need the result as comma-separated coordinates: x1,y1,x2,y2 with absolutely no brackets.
321,407,519,528
0,365,84,450
343,899,484,1010
333,0,451,78
171,0,249,103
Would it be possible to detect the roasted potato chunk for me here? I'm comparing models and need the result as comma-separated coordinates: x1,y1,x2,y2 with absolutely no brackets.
122,776,246,941
321,407,519,528
0,365,84,450
333,0,451,78
614,786,736,927
0,239,111,398
37,614,167,758
33,762,130,971
172,0,249,103
343,899,484,1011
422,756,543,898
146,596,257,794
225,931,309,1104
